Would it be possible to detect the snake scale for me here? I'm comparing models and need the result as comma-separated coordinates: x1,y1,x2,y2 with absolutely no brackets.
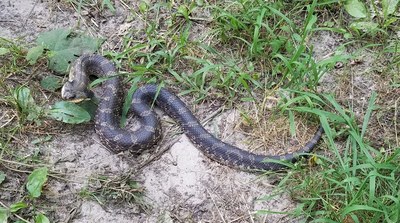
61,54,324,171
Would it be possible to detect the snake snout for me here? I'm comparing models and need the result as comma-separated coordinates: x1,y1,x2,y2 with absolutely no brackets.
61,82,77,100
61,89,76,100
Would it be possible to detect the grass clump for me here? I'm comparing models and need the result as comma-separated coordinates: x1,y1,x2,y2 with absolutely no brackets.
259,91,400,222
209,0,329,91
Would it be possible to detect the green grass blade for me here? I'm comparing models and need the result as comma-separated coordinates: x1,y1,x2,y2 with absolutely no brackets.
361,91,377,138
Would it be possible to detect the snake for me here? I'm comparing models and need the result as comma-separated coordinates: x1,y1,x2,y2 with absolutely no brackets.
61,54,324,171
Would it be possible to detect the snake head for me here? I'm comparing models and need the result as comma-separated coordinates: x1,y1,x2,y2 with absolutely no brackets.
61,80,93,102
61,80,76,100
61,55,97,102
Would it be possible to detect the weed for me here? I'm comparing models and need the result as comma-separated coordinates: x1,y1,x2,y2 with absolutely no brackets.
209,0,336,92
65,0,115,13
342,0,400,35
26,28,102,74
259,91,400,222
11,86,43,125
0,38,26,83
0,166,50,222
80,173,149,210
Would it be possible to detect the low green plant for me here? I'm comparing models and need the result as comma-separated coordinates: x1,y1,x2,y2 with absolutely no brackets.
26,28,103,74
65,0,115,13
0,29,104,125
209,0,339,92
11,86,43,125
176,1,198,21
173,49,262,102
0,167,50,223
259,90,400,223
342,0,400,35
79,174,148,210
6,84,89,125
0,38,26,84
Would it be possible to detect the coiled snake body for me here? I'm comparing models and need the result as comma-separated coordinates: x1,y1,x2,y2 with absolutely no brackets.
61,54,323,171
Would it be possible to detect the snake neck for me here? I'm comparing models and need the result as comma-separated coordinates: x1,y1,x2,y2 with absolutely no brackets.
65,54,119,100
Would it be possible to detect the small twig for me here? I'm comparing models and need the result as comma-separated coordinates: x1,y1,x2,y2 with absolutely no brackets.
201,106,225,126
63,201,82,223
24,0,39,26
320,51,335,60
136,135,181,171
188,16,213,23
206,188,227,223
0,159,83,183
7,134,30,148
118,0,130,9
12,213,30,223
0,158,41,168
69,2,97,37
229,215,247,223
248,210,256,223
0,114,15,128
0,201,30,223
175,14,213,23
1,163,32,174
90,18,99,28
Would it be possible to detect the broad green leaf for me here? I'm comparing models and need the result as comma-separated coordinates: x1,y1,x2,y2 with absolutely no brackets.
305,14,317,34
0,208,7,223
344,32,353,39
35,213,50,223
47,49,78,74
31,135,52,145
40,76,63,92
361,91,377,138
13,86,41,121
35,28,102,74
10,202,28,213
0,48,10,56
26,167,48,198
75,100,98,120
69,34,102,51
350,21,379,32
383,0,399,15
344,0,367,18
47,101,91,124
0,172,5,185
14,86,36,112
139,1,149,13
196,0,204,6
26,45,44,65
37,28,71,50
48,35,103,73
178,5,189,20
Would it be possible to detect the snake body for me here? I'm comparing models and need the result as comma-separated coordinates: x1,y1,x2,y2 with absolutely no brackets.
61,54,323,171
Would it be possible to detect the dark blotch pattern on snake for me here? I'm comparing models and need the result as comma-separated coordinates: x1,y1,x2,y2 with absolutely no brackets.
61,54,324,171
